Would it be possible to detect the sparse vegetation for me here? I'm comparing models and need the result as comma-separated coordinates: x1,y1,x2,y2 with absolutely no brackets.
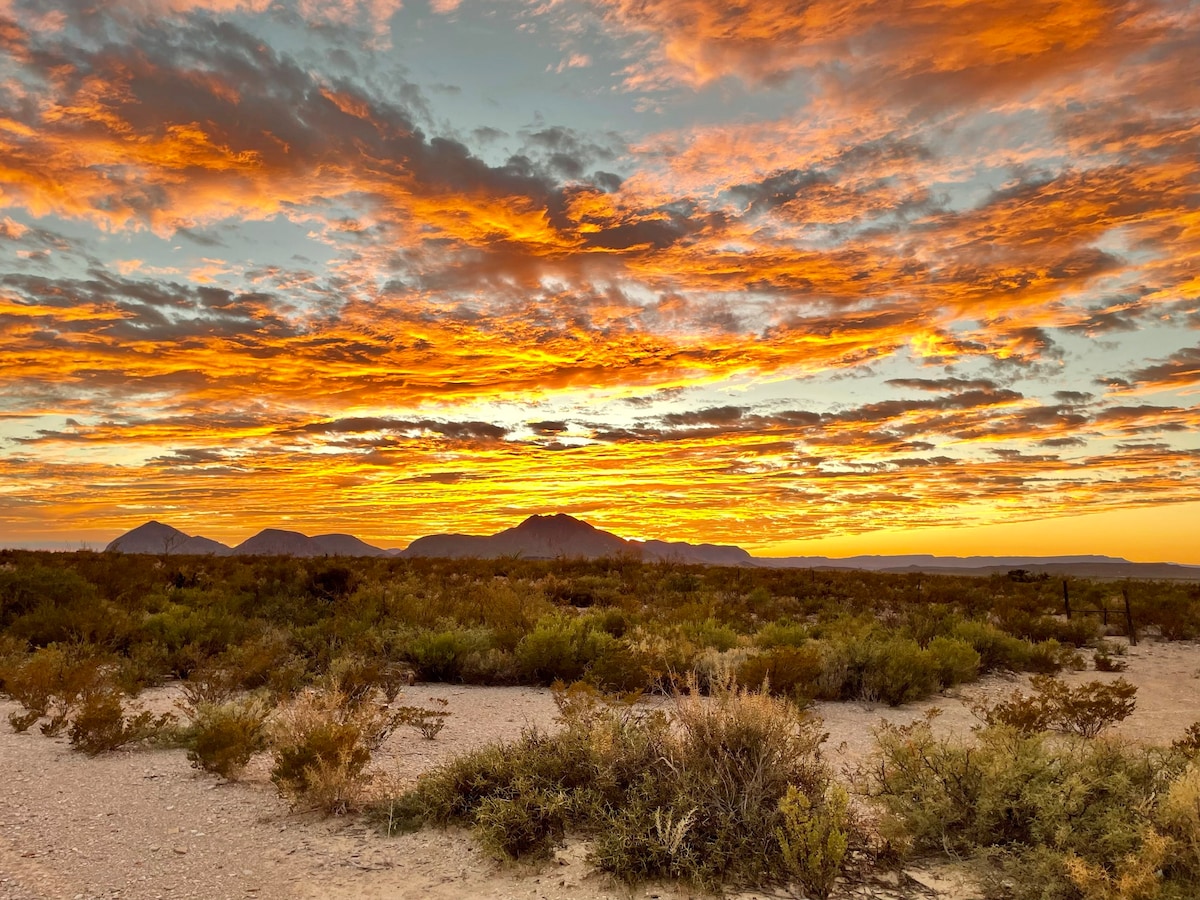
2,549,1200,894
375,680,859,891
867,709,1200,900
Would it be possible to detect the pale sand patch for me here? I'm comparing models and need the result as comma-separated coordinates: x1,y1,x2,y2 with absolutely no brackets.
2,640,1197,900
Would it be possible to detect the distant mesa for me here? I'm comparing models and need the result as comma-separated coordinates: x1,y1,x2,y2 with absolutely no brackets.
102,515,1200,578
639,540,754,567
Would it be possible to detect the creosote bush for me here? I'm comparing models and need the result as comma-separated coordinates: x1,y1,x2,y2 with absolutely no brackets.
980,675,1137,738
269,687,400,814
866,712,1200,900
185,696,270,780
0,644,109,734
376,681,859,892
68,687,174,756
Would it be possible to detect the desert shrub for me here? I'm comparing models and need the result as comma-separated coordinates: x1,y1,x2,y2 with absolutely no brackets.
139,603,249,677
179,663,240,709
981,676,1137,738
594,684,841,887
926,636,981,688
754,621,809,649
1135,588,1200,642
949,619,1032,672
219,630,297,692
584,642,653,693
0,644,110,734
395,698,449,740
1157,764,1200,879
1172,722,1200,756
474,781,568,860
116,642,173,693
68,687,174,756
775,783,851,900
269,688,400,814
305,565,358,602
1004,612,1099,647
736,645,823,699
867,714,1198,900
383,681,854,890
404,626,494,682
1024,638,1081,674
687,647,749,695
322,654,396,704
855,636,940,706
1094,650,1129,672
1063,829,1170,900
679,618,740,652
185,697,269,780
514,615,614,684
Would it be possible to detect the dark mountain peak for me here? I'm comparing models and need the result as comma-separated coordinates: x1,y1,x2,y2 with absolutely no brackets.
311,533,388,557
105,520,231,555
514,513,595,533
232,528,322,557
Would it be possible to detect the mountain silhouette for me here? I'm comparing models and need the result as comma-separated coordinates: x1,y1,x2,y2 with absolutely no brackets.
310,533,390,557
101,516,1200,578
104,520,231,555
231,528,318,556
402,513,634,560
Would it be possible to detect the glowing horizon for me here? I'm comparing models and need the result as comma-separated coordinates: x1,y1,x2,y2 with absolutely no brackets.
1,1,1198,563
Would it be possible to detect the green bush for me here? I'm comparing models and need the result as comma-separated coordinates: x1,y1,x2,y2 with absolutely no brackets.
856,636,939,706
866,713,1198,900
186,697,269,780
754,621,810,649
736,645,823,699
926,636,981,688
950,619,1036,672
68,687,174,756
381,682,856,890
776,783,850,900
0,644,110,734
474,781,568,860
514,615,613,684
981,676,1137,738
404,626,494,682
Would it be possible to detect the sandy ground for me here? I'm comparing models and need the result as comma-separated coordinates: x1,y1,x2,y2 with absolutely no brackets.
2,638,1198,900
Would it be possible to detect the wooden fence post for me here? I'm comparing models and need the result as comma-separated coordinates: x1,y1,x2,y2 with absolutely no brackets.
1122,585,1138,646
1063,580,1071,619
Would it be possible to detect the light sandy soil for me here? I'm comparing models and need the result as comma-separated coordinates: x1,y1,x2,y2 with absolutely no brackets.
2,639,1197,900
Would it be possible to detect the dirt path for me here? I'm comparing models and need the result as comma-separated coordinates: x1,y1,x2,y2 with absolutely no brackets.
3,640,1198,900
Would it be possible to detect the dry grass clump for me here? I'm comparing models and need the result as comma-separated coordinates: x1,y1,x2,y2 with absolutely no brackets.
375,680,859,893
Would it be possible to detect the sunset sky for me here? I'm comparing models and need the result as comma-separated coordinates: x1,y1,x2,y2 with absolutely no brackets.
1,0,1198,561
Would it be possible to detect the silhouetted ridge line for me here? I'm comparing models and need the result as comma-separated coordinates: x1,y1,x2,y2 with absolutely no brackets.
101,516,1200,577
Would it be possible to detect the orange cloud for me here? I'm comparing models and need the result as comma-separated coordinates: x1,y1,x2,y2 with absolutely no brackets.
2,0,1198,554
